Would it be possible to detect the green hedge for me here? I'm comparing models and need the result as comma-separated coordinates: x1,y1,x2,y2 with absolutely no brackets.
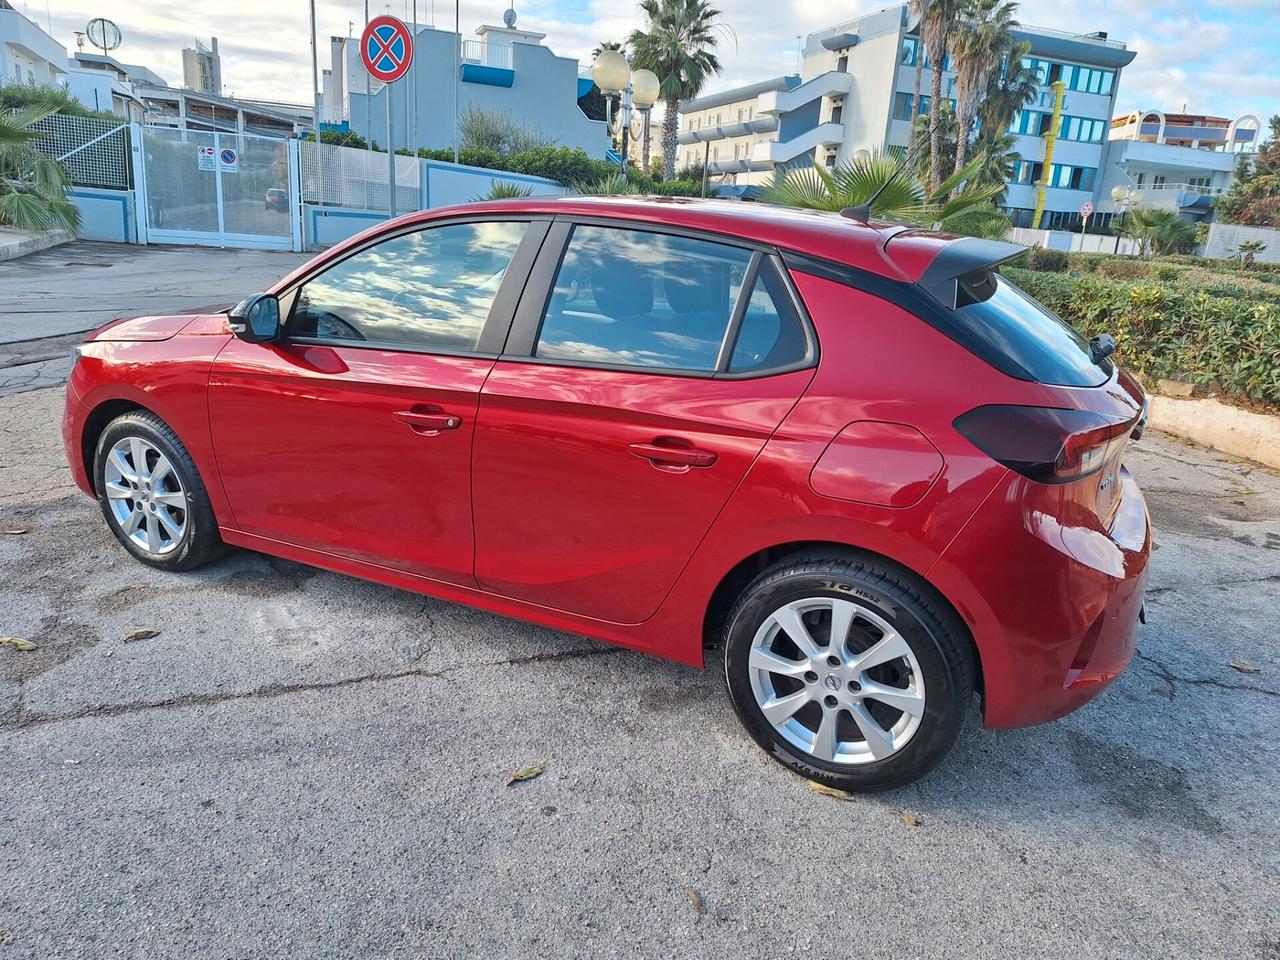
1004,267,1280,407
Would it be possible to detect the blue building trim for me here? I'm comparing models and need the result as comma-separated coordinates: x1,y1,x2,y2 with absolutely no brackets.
577,77,594,98
461,64,515,87
68,187,131,242
308,207,390,244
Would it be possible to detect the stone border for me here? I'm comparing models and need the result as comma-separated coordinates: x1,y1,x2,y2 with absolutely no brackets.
1149,396,1280,469
0,228,70,263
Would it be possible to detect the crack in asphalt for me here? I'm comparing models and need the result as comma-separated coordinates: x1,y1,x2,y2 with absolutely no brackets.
1134,650,1279,701
0,646,623,733
1145,572,1280,597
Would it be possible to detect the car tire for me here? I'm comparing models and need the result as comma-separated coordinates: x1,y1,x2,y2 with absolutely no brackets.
722,553,975,792
93,410,224,572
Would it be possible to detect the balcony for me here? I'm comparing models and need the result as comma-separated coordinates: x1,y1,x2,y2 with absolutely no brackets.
677,115,778,146
751,121,844,164
756,71,853,116
461,40,514,87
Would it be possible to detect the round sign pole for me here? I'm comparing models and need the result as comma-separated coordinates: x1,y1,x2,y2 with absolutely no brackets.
1078,200,1094,248
361,16,414,218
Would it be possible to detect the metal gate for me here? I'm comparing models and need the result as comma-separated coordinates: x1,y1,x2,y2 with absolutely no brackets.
133,125,302,251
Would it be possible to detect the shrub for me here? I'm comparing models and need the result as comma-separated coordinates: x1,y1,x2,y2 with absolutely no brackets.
1065,252,1110,273
458,104,550,155
505,146,613,186
0,82,118,122
1028,247,1069,272
1152,264,1179,283
1096,257,1151,280
1004,267,1280,408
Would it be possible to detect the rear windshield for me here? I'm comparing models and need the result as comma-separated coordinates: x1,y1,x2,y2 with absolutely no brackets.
952,272,1110,387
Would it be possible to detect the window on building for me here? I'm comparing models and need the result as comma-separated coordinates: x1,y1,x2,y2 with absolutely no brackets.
900,36,919,66
893,92,930,121
290,222,528,351
1135,172,1145,186
1188,176,1211,190
836,54,848,72
532,226,753,373
830,102,843,124
1152,175,1166,188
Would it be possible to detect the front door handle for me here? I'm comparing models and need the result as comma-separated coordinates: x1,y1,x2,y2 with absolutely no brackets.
628,441,717,469
394,409,462,435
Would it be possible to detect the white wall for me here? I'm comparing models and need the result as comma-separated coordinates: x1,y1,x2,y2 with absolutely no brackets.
1203,223,1280,263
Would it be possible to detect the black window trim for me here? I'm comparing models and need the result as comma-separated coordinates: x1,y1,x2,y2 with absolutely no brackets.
279,214,553,360
499,215,819,381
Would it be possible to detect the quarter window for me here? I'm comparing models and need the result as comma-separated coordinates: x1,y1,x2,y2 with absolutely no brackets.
290,221,528,350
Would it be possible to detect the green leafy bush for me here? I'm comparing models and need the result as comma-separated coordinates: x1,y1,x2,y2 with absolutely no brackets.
1028,247,1069,272
1005,267,1280,407
1096,257,1151,280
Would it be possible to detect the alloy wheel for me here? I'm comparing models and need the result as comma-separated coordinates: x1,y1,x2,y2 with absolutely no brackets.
103,436,188,556
747,597,926,764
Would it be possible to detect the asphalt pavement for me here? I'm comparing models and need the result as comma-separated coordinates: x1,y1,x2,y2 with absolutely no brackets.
0,242,1277,959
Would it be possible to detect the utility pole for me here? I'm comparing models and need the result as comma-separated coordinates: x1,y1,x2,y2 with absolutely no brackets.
309,0,322,144
453,0,460,163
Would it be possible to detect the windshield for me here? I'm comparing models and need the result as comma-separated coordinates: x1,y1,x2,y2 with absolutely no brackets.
953,273,1111,387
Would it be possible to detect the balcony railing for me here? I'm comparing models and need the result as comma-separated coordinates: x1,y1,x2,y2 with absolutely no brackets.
461,40,512,70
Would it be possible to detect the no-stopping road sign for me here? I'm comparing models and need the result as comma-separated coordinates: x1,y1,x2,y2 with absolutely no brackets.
361,15,413,84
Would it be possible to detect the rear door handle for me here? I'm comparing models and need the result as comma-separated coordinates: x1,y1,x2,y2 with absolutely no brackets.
394,409,462,434
628,441,717,469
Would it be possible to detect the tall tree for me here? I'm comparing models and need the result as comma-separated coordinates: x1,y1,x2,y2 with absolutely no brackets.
979,39,1037,134
0,107,81,234
628,0,730,180
949,0,1019,177
1214,115,1280,227
921,0,962,191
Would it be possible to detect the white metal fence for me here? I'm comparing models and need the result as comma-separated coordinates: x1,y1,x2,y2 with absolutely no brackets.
1009,227,1142,256
1203,222,1280,263
28,113,130,190
300,139,421,213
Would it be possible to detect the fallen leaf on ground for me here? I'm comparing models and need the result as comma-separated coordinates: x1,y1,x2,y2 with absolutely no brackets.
891,807,923,827
3,528,29,535
0,636,39,651
63,759,81,765
506,764,544,786
684,887,704,919
122,628,161,643
1228,661,1261,674
808,781,854,801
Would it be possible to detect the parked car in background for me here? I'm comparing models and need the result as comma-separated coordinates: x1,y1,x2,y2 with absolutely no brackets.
264,188,288,212
61,197,1150,791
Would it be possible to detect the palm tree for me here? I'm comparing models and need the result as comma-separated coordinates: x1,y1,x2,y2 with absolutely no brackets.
921,0,963,192
628,0,730,180
979,39,1037,134
0,107,81,234
591,40,624,58
909,110,1020,203
949,0,1018,176
1122,208,1197,256
760,148,1011,239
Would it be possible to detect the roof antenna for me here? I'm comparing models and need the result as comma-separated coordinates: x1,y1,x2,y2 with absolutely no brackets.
841,115,944,224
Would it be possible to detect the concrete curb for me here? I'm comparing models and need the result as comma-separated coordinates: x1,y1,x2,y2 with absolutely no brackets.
1150,395,1280,469
0,228,71,263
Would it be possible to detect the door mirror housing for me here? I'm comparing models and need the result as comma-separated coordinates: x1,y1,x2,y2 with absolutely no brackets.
228,293,281,343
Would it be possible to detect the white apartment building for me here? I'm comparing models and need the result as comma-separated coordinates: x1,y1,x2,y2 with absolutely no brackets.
679,3,1137,227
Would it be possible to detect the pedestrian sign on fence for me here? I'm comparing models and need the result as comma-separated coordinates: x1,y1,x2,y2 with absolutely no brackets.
218,148,239,173
361,15,413,83
197,145,215,171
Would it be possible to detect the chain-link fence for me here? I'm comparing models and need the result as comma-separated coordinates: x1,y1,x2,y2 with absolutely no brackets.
27,113,131,190
299,139,420,213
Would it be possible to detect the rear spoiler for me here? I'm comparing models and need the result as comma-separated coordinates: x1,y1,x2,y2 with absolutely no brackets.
916,237,1026,309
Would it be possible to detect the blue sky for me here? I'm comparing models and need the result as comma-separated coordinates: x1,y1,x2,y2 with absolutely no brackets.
33,0,1280,124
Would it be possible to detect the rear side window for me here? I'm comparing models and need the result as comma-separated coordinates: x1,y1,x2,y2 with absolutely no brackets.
535,225,750,371
729,260,810,373
954,273,1110,387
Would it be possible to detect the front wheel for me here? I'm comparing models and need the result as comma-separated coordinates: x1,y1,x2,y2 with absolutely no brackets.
722,554,975,792
94,411,224,571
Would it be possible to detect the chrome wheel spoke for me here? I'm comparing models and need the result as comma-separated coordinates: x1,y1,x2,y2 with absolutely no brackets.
144,514,161,553
860,679,925,718
849,702,894,760
760,689,810,726
130,437,148,478
771,604,823,660
749,646,809,678
150,456,173,487
122,508,144,535
812,707,840,761
153,490,186,508
828,598,857,660
104,479,133,500
154,507,183,539
850,630,912,673
108,448,137,483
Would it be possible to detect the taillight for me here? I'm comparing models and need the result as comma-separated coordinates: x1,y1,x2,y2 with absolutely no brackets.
953,405,1133,484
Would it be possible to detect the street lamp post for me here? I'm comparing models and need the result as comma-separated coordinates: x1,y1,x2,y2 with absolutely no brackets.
591,51,659,181
1110,185,1144,253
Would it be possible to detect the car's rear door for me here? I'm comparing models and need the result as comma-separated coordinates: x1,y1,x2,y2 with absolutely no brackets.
209,217,547,585
471,220,818,623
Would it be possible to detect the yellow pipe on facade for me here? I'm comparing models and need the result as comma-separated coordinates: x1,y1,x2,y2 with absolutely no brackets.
1032,80,1066,230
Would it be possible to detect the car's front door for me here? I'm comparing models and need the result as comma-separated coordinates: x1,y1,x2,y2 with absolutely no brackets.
471,222,817,623
209,218,546,585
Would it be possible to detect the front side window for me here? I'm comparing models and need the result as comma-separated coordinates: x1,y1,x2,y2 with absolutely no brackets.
290,221,528,350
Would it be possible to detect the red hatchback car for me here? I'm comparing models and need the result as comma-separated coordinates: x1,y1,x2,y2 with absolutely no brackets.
62,197,1150,790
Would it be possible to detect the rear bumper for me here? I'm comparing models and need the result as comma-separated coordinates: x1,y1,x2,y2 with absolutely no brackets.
932,466,1150,729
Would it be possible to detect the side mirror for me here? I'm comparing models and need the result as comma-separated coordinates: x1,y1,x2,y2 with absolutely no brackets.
228,293,281,343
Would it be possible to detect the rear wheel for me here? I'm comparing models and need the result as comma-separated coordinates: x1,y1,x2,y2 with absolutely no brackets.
94,411,223,571
722,553,974,791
